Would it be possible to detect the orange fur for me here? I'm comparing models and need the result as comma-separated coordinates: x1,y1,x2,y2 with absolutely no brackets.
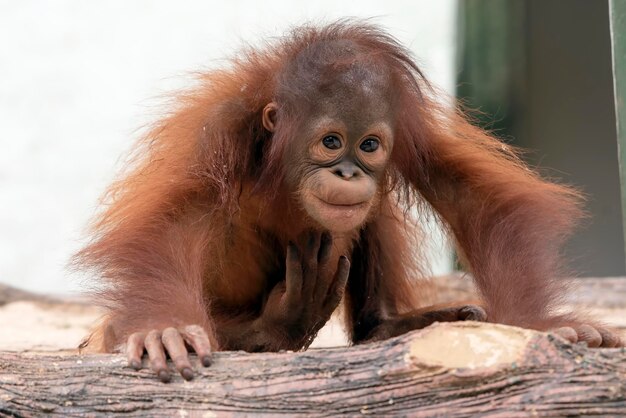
74,21,591,353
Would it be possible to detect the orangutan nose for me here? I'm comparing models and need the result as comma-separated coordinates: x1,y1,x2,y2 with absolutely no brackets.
332,162,362,180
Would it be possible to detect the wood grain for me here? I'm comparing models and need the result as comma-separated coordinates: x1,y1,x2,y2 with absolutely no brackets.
1,322,625,417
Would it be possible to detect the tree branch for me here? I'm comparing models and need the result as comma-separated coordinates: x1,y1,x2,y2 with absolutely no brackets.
1,322,625,417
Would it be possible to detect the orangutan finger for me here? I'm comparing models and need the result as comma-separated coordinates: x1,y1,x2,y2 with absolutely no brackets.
313,232,334,303
285,243,303,309
145,330,171,382
577,324,602,348
317,232,333,266
458,305,487,322
302,231,321,301
597,327,620,348
182,324,214,367
162,327,194,381
323,256,350,314
552,327,578,343
126,332,145,370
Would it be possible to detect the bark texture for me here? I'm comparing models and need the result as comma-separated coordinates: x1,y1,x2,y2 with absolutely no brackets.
1,322,625,417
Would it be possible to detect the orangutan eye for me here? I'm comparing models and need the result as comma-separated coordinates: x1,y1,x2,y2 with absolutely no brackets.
360,138,380,152
322,135,342,150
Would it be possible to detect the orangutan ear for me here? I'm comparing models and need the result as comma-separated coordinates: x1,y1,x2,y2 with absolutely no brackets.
262,102,278,132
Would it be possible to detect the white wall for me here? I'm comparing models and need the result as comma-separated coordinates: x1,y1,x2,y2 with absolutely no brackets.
0,1,456,295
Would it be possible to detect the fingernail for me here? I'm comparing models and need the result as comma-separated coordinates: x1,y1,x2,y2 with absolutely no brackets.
130,360,142,370
181,367,194,381
202,355,212,367
158,370,171,383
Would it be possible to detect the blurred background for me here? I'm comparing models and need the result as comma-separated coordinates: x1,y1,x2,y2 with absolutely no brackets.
0,0,458,296
0,1,625,300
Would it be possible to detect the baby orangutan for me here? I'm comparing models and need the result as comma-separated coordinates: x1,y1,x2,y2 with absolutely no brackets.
76,21,622,382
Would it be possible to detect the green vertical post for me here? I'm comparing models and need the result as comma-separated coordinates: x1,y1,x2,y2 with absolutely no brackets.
610,0,626,265
456,0,527,140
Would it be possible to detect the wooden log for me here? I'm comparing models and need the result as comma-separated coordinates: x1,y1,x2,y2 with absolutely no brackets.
1,322,625,417
432,274,626,309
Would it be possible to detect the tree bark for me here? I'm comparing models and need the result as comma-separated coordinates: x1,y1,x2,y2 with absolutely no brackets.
1,322,625,417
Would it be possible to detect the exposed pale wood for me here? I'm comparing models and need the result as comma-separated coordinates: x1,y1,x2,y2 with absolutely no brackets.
1,322,625,417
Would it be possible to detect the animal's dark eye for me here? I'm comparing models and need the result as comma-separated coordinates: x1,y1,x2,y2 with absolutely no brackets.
322,135,342,150
360,138,380,152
